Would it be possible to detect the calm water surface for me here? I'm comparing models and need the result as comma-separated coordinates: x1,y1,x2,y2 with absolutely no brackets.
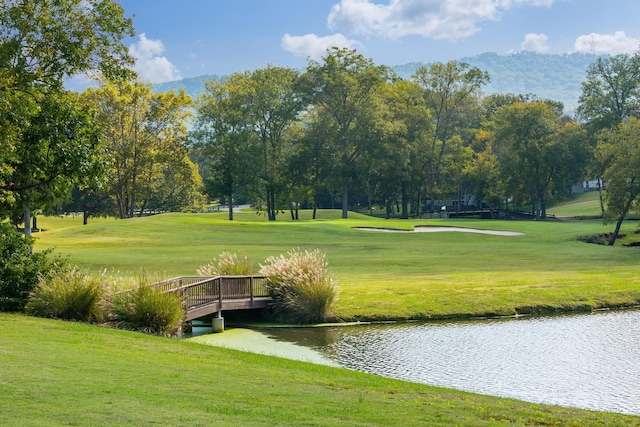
263,310,640,415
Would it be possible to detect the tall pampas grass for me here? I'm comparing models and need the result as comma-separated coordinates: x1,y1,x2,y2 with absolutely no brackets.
260,248,337,324
197,251,254,276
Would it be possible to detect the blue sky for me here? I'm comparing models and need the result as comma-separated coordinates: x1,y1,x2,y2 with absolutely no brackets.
118,0,640,84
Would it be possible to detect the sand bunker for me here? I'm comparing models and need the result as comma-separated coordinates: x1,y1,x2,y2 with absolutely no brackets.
355,226,524,236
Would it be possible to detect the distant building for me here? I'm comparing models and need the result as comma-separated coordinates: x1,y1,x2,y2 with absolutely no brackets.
572,179,602,194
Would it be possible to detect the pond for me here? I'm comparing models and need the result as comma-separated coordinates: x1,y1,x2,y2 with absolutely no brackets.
261,309,640,415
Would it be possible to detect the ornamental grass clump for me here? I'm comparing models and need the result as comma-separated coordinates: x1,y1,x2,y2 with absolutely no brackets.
197,251,254,276
259,248,337,324
25,268,106,322
107,283,184,337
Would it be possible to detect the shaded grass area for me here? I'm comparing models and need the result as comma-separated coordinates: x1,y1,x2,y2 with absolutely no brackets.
1,313,638,426
34,211,640,320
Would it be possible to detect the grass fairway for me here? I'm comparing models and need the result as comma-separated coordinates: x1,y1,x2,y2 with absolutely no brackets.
547,191,603,217
1,313,638,426
33,211,640,320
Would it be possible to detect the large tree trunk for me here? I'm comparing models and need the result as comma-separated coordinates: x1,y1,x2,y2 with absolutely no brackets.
342,180,349,219
401,182,409,219
608,215,625,245
137,199,148,217
598,177,605,216
23,201,31,237
228,187,234,221
312,192,318,220
269,188,276,221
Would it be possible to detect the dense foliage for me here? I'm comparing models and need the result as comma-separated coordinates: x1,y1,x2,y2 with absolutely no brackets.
191,48,593,221
0,0,134,229
597,118,640,244
577,53,640,243
0,222,67,311
84,82,204,219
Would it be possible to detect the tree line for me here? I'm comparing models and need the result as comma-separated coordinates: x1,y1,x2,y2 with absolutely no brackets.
189,47,593,223
2,0,640,246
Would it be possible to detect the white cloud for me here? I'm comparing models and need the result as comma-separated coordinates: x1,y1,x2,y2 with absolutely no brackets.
129,33,180,84
573,31,640,55
520,33,549,53
326,0,555,41
281,33,362,60
513,0,554,6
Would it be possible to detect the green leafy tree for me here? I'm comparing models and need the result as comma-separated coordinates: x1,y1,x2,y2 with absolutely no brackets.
577,53,640,131
493,102,589,219
193,76,257,220
598,118,640,245
412,61,489,212
0,0,134,228
381,79,433,218
0,91,103,234
299,48,387,219
86,82,200,218
288,110,338,219
194,67,301,221
53,184,116,225
0,0,133,94
464,131,501,214
577,53,640,214
243,66,302,221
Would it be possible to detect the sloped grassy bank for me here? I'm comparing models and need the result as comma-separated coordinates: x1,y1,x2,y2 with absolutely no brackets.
2,314,638,426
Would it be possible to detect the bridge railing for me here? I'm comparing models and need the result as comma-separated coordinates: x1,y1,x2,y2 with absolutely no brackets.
157,276,269,312
219,276,269,300
149,276,210,293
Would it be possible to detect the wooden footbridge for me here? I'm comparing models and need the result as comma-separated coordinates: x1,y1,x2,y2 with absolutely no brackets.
150,275,271,322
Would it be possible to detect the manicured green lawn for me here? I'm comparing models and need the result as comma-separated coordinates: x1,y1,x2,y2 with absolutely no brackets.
2,313,638,426
547,191,603,217
33,210,640,321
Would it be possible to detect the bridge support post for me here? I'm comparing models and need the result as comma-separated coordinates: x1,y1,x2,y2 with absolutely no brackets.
212,311,224,333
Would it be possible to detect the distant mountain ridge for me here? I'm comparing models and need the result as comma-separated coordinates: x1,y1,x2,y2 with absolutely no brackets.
153,52,602,115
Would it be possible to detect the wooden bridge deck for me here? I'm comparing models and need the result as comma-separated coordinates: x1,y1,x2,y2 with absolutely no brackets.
150,275,271,321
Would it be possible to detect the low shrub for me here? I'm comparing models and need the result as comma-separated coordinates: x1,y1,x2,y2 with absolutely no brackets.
107,283,184,337
25,268,106,322
259,248,337,324
197,251,254,276
0,221,68,312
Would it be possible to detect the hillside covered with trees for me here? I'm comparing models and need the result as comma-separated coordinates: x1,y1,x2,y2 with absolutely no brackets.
155,52,601,115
